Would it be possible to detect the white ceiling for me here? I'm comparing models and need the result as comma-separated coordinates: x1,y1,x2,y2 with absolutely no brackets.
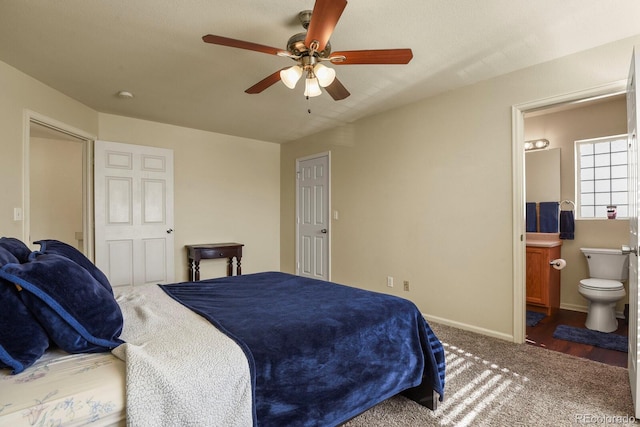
1,0,640,143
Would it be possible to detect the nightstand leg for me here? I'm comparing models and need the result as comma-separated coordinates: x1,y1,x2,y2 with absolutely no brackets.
227,258,233,276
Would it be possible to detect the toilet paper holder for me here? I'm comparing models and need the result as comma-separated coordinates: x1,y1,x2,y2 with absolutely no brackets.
549,259,567,270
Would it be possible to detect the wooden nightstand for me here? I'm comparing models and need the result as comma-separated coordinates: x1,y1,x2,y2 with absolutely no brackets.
186,243,244,281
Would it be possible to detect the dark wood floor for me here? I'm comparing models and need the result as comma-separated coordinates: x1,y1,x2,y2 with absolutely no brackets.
526,308,628,368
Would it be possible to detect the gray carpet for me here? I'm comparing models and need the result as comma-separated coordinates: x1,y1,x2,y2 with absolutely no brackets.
344,322,636,426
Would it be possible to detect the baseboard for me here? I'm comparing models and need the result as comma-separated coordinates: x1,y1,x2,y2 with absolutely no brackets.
423,313,514,342
424,303,627,345
559,303,587,313
560,302,626,319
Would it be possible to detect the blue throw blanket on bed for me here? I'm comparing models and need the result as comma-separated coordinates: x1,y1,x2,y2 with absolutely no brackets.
161,271,445,427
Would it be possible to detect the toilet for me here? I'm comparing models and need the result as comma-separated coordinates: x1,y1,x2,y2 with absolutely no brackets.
578,247,628,333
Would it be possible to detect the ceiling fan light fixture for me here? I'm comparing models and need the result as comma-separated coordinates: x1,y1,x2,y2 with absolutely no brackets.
202,1,412,101
313,63,336,87
304,77,322,97
280,65,303,89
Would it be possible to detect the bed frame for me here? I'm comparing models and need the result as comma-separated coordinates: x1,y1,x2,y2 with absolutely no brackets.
344,370,438,424
401,370,438,410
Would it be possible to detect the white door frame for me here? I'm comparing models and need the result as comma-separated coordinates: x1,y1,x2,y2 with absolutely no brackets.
511,80,627,343
626,47,639,417
22,110,95,258
295,151,331,280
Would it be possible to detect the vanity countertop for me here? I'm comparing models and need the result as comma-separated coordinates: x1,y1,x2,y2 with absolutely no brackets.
526,232,563,247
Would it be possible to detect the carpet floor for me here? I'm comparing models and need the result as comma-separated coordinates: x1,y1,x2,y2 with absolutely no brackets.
344,322,635,426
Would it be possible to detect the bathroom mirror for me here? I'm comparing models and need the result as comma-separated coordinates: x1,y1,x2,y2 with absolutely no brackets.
526,148,560,203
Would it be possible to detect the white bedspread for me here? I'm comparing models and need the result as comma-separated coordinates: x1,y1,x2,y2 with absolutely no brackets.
111,283,253,427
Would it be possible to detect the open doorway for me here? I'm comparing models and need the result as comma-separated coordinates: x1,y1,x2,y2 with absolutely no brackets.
521,93,629,367
25,113,95,258
512,81,628,345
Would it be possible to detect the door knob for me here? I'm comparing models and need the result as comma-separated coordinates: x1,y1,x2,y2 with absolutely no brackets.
166,228,174,234
622,245,637,255
320,229,327,234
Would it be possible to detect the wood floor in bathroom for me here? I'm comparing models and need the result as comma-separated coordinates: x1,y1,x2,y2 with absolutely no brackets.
526,308,628,368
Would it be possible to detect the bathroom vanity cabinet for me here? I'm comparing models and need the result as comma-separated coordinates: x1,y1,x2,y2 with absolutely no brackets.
526,242,562,316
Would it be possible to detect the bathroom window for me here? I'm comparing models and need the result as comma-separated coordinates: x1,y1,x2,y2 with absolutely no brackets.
575,134,628,219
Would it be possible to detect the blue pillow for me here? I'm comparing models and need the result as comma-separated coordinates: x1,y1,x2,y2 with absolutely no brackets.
0,237,31,263
0,253,124,354
0,246,19,267
0,247,50,374
33,239,113,295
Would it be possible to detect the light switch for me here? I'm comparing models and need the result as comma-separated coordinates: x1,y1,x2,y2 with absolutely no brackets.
333,210,339,220
13,207,23,221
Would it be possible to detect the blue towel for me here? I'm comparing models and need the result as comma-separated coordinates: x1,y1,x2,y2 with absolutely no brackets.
526,202,537,232
539,202,559,233
559,210,575,240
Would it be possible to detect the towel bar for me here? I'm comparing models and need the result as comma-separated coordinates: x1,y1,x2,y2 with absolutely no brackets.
560,200,575,211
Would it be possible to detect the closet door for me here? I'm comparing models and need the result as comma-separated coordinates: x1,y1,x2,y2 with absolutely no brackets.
296,153,330,281
94,140,175,287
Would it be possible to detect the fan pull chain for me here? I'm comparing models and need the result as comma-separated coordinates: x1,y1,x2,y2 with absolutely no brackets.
306,96,312,114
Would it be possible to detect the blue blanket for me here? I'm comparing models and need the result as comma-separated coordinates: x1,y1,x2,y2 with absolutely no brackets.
161,271,445,427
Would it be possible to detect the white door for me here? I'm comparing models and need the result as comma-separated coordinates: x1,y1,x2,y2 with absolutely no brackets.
296,153,330,280
94,140,175,287
627,48,640,418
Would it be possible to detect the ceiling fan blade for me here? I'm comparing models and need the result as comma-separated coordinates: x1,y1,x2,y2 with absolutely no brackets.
245,69,288,94
304,0,347,52
203,34,285,56
325,77,350,101
330,49,413,65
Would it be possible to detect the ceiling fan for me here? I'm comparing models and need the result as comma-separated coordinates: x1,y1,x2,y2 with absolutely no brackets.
202,0,413,101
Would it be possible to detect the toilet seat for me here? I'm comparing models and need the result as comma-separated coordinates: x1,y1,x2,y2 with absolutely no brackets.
579,278,624,291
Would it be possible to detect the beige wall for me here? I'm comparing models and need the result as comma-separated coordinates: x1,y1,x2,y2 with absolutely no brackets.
98,114,281,280
280,35,640,340
0,60,281,282
0,61,98,239
30,137,84,246
525,97,629,315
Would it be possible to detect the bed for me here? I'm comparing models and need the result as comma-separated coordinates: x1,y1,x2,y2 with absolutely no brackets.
0,237,445,426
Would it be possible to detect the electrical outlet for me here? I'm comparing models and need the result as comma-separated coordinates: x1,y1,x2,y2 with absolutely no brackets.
387,276,394,287
403,281,410,291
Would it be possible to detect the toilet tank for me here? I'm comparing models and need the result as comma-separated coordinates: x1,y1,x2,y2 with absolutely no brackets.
580,247,629,281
